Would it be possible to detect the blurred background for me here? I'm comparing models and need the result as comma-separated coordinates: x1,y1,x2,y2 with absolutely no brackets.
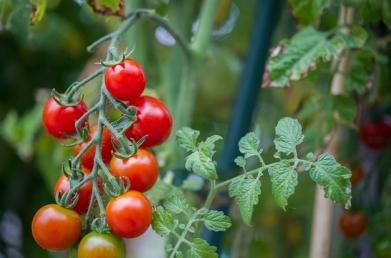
0,0,391,257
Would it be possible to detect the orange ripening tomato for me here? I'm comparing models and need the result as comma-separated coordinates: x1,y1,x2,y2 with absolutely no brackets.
109,149,159,192
32,204,81,251
106,191,152,238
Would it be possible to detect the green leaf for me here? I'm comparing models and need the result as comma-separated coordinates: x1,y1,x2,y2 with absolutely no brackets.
383,0,391,29
164,194,194,215
274,117,304,155
189,238,218,258
152,207,176,236
309,154,352,207
2,105,43,161
238,132,262,158
228,175,262,224
264,26,368,87
185,150,218,180
176,127,200,152
29,0,46,25
288,0,330,25
268,161,298,210
234,156,246,168
198,209,232,232
204,135,223,150
331,26,368,49
146,178,179,204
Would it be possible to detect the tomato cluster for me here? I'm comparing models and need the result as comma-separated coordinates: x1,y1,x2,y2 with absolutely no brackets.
35,59,172,256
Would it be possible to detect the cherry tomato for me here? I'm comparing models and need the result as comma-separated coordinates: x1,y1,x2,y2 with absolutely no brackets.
339,212,367,239
360,120,391,150
105,59,146,102
77,232,125,258
125,96,172,148
42,97,88,139
53,175,92,214
106,191,152,238
73,125,113,170
32,204,81,251
109,149,159,192
351,166,364,187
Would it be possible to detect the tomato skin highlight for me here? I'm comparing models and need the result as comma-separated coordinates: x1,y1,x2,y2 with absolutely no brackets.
73,125,113,170
53,175,92,214
106,191,152,238
31,204,82,251
77,232,125,258
360,120,391,150
125,96,172,148
339,212,367,239
109,149,159,192
42,97,88,139
105,59,146,102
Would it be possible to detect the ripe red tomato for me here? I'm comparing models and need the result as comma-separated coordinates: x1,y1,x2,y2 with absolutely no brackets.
351,166,364,187
360,120,391,150
78,232,125,258
109,149,159,192
42,97,88,139
105,59,146,102
73,125,113,170
32,204,81,251
339,212,367,239
125,96,172,148
106,191,152,238
53,175,92,214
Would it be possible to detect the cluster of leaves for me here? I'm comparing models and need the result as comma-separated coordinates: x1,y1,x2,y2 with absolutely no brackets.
262,26,368,88
262,0,391,150
152,117,352,257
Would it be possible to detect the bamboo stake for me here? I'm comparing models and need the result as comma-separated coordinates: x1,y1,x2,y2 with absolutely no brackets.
309,5,355,258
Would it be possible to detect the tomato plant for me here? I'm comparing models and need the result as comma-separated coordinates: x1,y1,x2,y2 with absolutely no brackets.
125,96,173,148
105,59,146,103
106,191,153,238
78,232,125,258
31,204,81,251
26,1,380,257
42,97,88,139
339,212,368,239
109,148,159,192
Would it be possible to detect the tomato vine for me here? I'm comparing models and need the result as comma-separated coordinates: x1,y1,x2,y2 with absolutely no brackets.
31,3,354,258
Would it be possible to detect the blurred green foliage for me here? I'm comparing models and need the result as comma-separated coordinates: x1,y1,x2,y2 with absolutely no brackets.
0,0,390,257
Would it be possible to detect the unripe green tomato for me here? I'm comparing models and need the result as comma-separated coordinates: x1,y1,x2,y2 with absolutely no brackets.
78,232,126,258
